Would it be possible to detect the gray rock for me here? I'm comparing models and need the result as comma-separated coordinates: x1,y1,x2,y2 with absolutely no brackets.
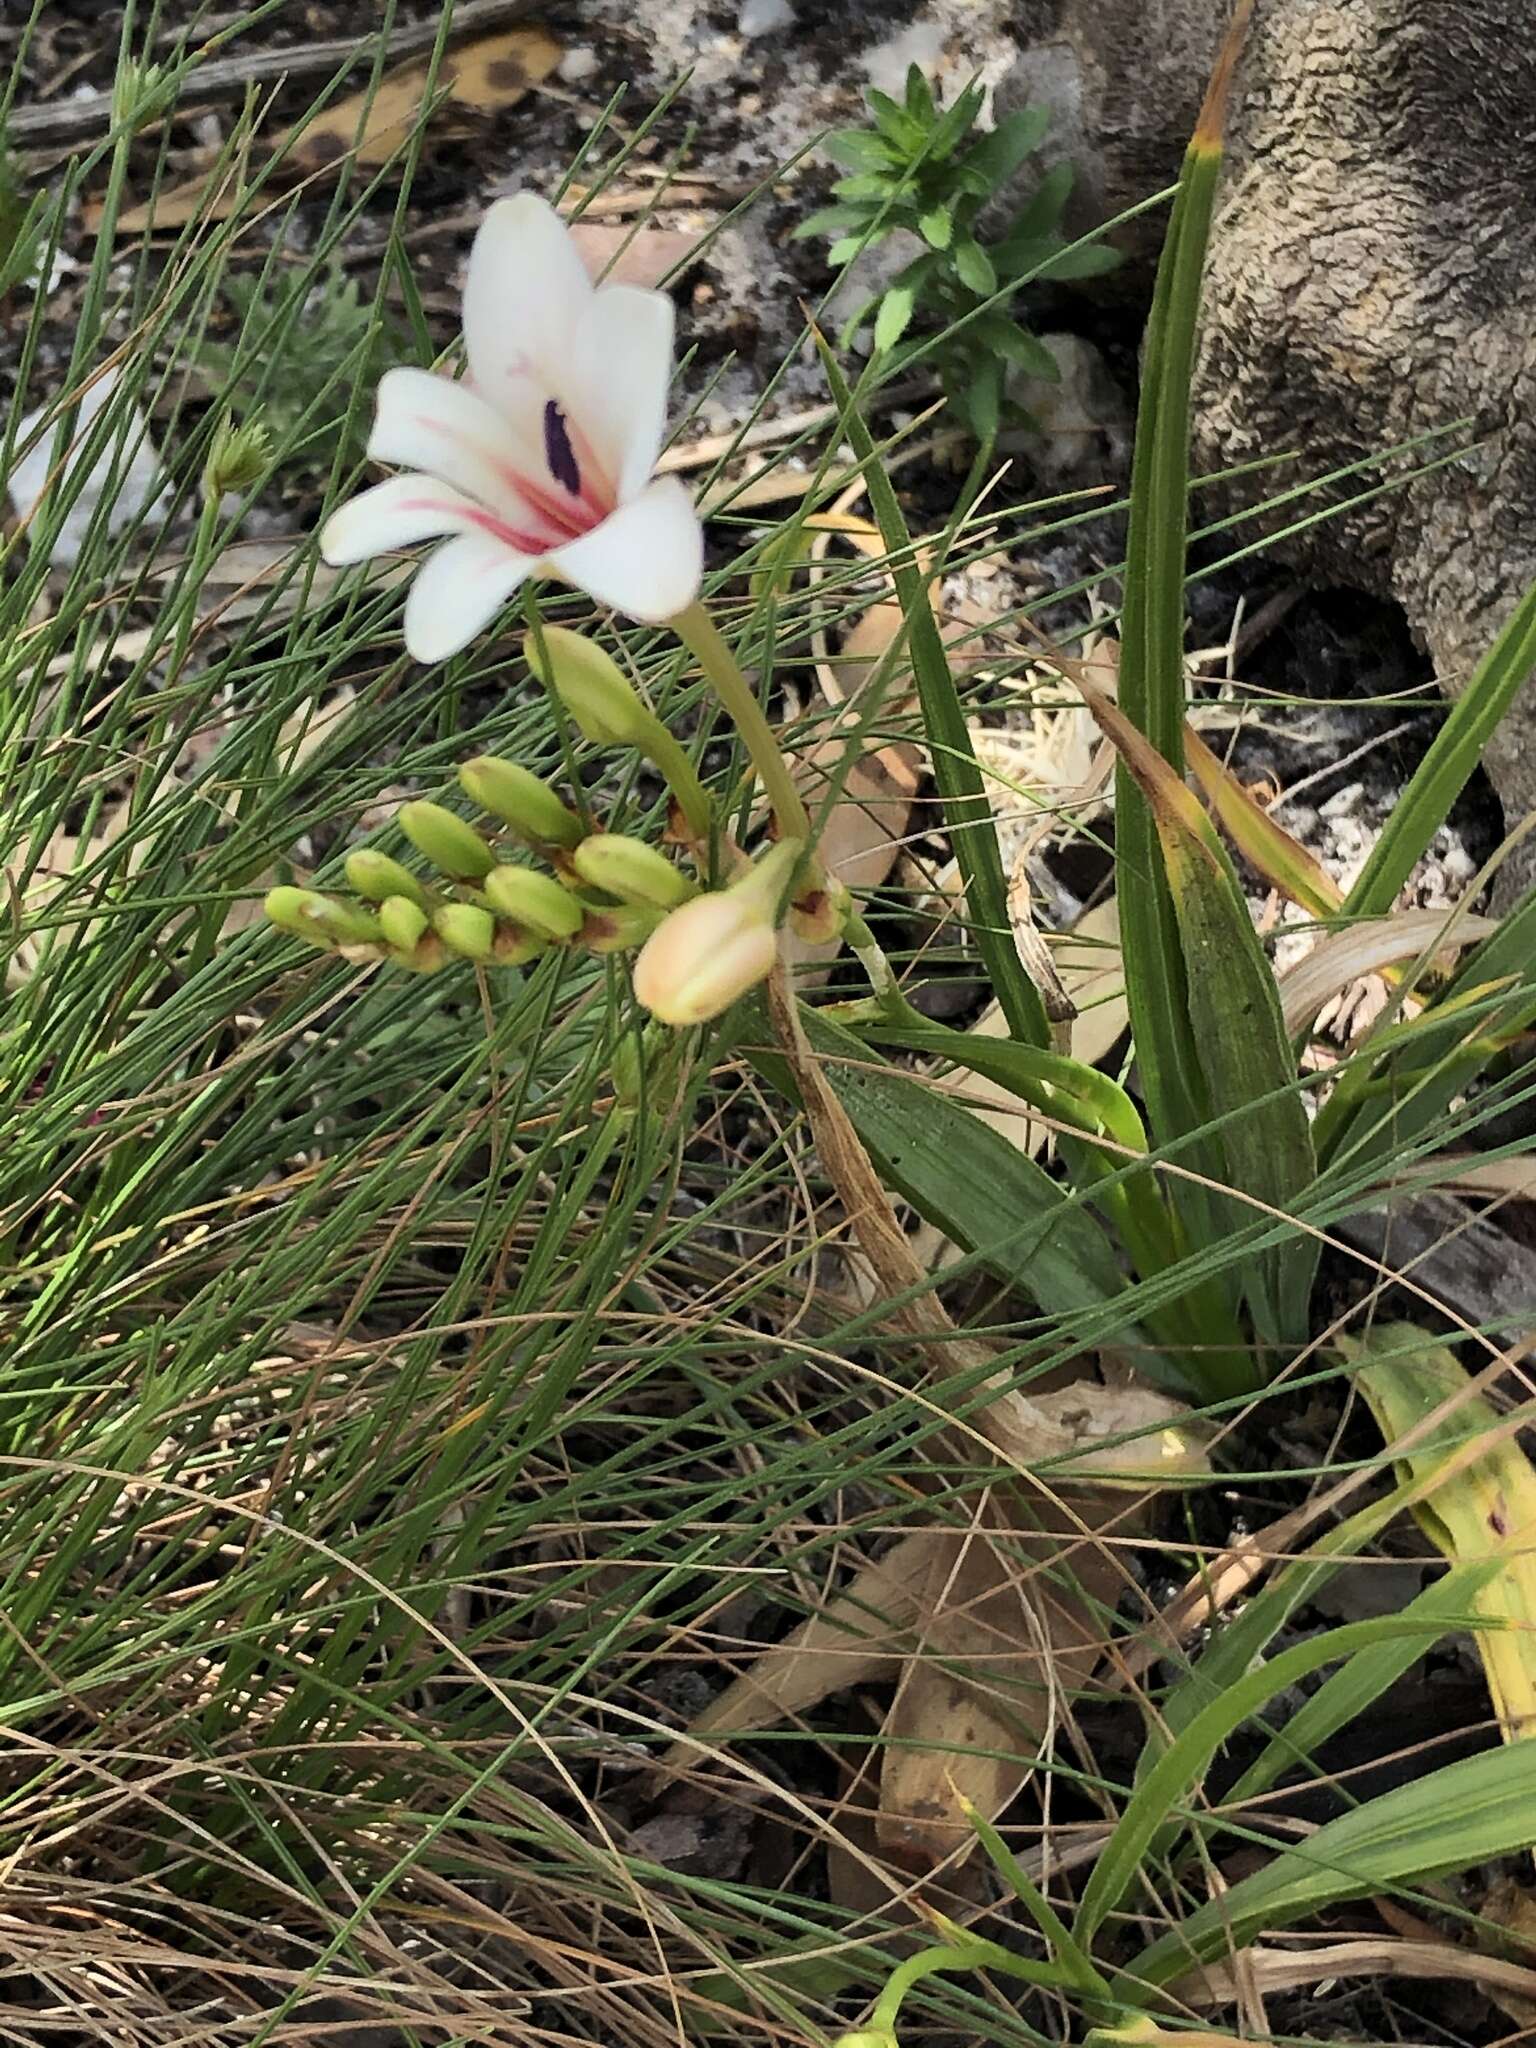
1008,332,1131,479
819,227,927,354
997,0,1536,883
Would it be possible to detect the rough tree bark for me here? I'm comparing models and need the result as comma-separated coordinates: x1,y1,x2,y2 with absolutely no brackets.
1000,0,1536,872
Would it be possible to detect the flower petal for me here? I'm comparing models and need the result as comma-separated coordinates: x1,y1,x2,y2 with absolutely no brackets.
368,367,549,525
320,473,486,565
545,476,703,623
569,285,676,501
403,531,536,664
462,193,593,402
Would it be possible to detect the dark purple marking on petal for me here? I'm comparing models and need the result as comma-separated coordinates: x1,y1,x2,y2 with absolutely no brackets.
543,401,582,496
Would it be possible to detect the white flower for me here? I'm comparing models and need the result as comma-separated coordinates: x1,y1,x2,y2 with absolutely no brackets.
320,194,703,662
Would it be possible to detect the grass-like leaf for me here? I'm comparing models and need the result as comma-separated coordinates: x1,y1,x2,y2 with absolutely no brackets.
1343,570,1536,920
814,333,1052,1047
1085,686,1317,1364
1129,1733,1536,1989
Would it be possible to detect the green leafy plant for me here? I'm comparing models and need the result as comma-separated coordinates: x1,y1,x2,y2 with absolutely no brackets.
796,63,1121,439
193,260,411,473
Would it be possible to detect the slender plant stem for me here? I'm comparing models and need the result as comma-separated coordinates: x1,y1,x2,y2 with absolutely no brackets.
640,720,713,848
871,1936,1073,2035
671,601,811,844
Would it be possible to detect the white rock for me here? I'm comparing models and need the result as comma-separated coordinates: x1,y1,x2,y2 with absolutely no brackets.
556,46,599,84
860,22,946,97
7,368,168,567
739,0,794,36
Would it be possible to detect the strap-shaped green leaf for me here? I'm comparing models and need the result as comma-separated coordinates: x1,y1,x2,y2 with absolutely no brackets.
814,336,1051,1049
1129,1730,1536,1989
742,1000,1173,1377
1087,688,1317,1355
1113,6,1253,1262
1343,571,1536,921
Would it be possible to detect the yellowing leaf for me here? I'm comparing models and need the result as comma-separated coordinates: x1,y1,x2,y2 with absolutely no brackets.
1345,1322,1536,1740
1185,727,1341,917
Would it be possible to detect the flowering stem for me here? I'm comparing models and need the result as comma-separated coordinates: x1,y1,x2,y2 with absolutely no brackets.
844,910,903,1014
639,719,714,850
870,1936,1075,2036
671,601,811,846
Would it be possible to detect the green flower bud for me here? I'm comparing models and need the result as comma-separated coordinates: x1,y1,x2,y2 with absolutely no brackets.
482,863,585,940
432,902,498,962
203,413,270,503
525,625,654,747
459,756,583,850
609,1021,672,1112
345,849,431,910
399,800,496,880
394,937,446,973
112,57,172,134
378,895,430,953
492,928,548,968
571,833,696,910
265,886,382,950
310,899,384,947
582,902,662,954
264,885,328,943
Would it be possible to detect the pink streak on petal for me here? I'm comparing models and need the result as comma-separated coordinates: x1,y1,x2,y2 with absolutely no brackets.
396,496,556,556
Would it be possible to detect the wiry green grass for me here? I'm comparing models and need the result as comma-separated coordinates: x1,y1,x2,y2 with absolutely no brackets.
3,4,1536,2044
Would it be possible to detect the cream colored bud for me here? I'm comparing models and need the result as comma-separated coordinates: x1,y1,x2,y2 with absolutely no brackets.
632,893,778,1024
633,838,801,1024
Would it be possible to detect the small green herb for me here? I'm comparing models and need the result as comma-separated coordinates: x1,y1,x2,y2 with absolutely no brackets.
194,263,411,474
796,66,1120,440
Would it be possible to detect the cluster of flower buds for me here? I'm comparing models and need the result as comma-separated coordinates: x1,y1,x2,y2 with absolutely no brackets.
265,624,835,1024
265,756,696,977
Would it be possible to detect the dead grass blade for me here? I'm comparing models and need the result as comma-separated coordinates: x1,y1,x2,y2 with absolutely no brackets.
1278,906,1497,1036
1173,1935,1536,2016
